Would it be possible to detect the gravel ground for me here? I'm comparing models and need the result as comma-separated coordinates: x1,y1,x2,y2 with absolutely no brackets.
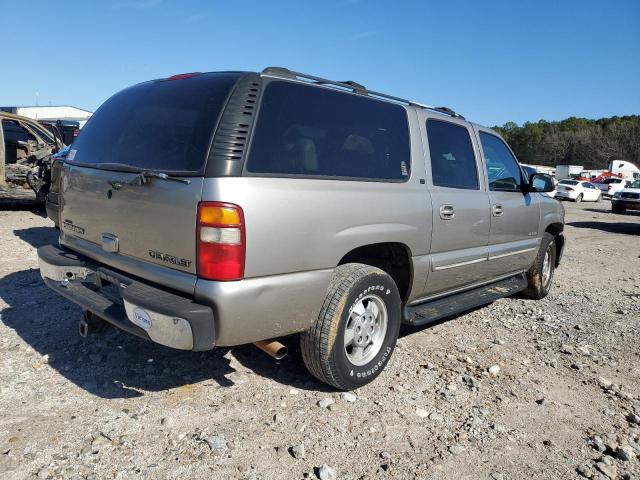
0,200,639,480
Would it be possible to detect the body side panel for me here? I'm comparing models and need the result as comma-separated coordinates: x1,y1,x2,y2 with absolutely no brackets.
417,111,491,296
472,125,542,274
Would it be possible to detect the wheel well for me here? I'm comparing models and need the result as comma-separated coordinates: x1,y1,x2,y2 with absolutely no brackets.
545,223,564,267
338,243,412,303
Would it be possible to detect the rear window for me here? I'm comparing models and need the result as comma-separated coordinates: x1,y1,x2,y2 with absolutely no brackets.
69,72,240,173
604,178,622,184
246,81,410,181
560,180,578,185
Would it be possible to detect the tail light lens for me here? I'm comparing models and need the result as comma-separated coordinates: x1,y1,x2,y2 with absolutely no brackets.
608,185,613,191
197,202,245,281
167,72,202,80
565,187,574,191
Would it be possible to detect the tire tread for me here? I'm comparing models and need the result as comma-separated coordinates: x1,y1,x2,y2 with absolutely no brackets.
301,263,390,390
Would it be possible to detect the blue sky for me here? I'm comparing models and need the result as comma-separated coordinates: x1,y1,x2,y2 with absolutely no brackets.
2,0,638,126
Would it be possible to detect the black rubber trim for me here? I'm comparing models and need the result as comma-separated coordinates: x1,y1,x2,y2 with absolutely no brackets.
45,201,59,227
403,274,527,326
205,72,263,177
37,245,215,350
44,276,151,340
555,233,565,267
38,244,88,269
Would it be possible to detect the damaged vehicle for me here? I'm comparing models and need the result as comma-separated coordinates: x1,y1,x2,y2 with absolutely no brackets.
0,111,65,202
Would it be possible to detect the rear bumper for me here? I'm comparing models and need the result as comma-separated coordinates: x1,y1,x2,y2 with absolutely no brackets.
37,244,215,351
554,192,576,200
612,199,640,210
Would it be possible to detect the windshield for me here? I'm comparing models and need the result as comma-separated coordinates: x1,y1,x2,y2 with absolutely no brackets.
559,180,578,185
68,72,240,173
629,180,640,189
603,178,622,184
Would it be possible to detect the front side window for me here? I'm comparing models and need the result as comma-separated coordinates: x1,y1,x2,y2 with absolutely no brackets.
426,119,479,190
246,81,410,181
479,132,523,192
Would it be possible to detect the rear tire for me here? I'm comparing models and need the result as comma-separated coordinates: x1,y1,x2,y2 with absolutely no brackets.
300,263,401,390
575,194,583,203
522,233,556,300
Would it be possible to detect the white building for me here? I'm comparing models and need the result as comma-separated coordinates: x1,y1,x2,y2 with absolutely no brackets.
0,105,93,128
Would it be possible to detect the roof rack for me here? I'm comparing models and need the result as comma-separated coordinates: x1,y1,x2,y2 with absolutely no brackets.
261,67,464,119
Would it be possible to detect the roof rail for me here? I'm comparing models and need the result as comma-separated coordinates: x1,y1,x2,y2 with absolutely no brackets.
261,67,464,119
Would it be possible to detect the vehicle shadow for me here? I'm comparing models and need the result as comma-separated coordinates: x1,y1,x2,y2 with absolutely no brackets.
2,226,331,396
567,221,640,235
582,207,640,217
14,226,59,248
0,268,244,399
0,201,47,216
230,337,334,393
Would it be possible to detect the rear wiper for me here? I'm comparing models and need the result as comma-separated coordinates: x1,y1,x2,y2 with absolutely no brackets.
108,169,191,189
134,170,192,185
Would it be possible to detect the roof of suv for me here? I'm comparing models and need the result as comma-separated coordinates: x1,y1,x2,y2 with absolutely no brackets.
258,67,467,122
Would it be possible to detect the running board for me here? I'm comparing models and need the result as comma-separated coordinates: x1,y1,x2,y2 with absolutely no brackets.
403,274,527,327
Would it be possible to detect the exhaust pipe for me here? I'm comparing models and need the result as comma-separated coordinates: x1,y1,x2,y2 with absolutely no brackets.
254,339,288,360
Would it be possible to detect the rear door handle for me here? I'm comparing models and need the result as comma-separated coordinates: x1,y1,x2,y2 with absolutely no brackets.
492,204,504,217
439,204,455,220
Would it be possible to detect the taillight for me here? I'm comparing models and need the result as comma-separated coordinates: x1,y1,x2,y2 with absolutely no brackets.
197,202,245,281
608,185,613,191
565,187,574,191
167,72,201,80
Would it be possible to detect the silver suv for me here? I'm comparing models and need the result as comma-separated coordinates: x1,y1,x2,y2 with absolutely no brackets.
37,68,564,390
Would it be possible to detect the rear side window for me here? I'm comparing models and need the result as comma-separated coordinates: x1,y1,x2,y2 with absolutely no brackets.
426,119,479,190
69,73,240,173
2,120,33,143
246,81,410,181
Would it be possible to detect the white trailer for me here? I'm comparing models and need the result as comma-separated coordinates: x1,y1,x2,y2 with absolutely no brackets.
555,165,583,180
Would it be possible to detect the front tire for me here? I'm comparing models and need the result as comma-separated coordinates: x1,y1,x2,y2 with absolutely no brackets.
522,233,556,300
612,203,626,214
301,263,401,390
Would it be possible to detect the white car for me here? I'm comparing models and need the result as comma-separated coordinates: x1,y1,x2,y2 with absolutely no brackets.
555,180,602,202
595,177,628,197
611,179,640,214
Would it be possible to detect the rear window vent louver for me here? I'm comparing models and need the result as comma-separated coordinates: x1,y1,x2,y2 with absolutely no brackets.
207,74,262,176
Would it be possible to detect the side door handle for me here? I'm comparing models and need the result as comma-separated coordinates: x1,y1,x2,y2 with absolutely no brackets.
492,204,504,217
439,204,455,220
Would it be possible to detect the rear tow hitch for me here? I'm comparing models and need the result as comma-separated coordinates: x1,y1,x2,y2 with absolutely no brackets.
79,311,105,337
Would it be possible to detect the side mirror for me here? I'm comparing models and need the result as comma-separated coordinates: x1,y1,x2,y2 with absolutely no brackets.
528,173,555,193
